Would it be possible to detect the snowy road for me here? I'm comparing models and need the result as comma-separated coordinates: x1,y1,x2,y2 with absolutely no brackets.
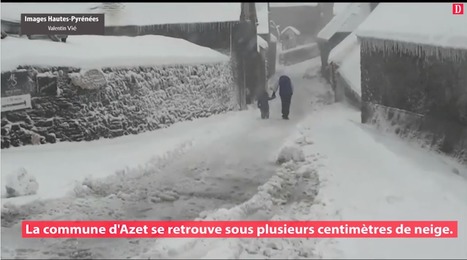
1,60,333,259
2,58,465,259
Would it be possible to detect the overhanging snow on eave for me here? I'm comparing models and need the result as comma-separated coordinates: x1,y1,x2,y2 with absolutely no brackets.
359,36,467,62
317,3,371,42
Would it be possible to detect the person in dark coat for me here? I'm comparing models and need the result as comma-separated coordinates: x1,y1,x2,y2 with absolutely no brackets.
257,90,275,119
272,75,294,120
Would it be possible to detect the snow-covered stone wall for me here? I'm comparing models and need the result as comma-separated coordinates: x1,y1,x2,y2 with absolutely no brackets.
360,38,467,163
1,63,238,148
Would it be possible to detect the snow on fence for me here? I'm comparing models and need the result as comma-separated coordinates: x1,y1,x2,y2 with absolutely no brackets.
1,36,238,148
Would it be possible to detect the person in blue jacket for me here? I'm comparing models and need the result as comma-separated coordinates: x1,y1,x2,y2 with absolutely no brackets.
272,75,294,120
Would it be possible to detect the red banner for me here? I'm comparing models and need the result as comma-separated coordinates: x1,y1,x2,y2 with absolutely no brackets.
22,220,458,239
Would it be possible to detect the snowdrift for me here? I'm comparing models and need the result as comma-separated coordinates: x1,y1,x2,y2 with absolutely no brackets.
4,168,39,198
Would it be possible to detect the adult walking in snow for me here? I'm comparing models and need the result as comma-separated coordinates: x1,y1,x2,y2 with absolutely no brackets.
272,75,294,120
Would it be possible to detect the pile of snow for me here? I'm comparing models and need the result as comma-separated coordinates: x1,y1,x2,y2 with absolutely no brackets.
1,35,229,72
257,35,269,52
318,3,371,41
4,168,39,198
355,3,467,50
270,3,318,8
256,3,270,35
1,3,241,26
281,26,301,36
276,145,305,164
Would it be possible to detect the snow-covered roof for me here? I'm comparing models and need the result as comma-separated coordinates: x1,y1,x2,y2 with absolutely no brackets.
329,32,359,66
269,3,319,8
356,3,467,50
256,3,269,35
257,35,269,52
317,3,371,41
281,26,301,36
1,35,229,72
328,32,361,95
338,45,361,95
1,3,242,26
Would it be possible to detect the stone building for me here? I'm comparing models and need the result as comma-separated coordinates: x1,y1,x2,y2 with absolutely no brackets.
356,3,467,163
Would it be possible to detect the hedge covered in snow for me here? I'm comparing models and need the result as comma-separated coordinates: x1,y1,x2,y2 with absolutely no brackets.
360,38,467,163
1,62,238,148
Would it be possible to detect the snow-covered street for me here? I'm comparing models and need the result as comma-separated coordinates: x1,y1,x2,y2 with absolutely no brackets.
2,59,466,259
1,60,333,258
301,104,467,259
2,2,467,259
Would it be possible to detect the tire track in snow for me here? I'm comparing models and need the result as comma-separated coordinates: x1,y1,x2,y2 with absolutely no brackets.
139,136,323,259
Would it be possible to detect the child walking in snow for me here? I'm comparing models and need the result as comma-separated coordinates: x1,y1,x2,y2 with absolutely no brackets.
257,90,275,119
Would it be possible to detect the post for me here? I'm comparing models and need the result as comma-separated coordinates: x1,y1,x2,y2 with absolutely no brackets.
239,3,259,105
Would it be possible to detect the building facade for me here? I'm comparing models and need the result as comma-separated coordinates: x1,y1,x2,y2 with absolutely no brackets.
357,3,467,163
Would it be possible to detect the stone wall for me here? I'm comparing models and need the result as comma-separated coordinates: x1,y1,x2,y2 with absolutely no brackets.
360,38,467,163
1,62,238,149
